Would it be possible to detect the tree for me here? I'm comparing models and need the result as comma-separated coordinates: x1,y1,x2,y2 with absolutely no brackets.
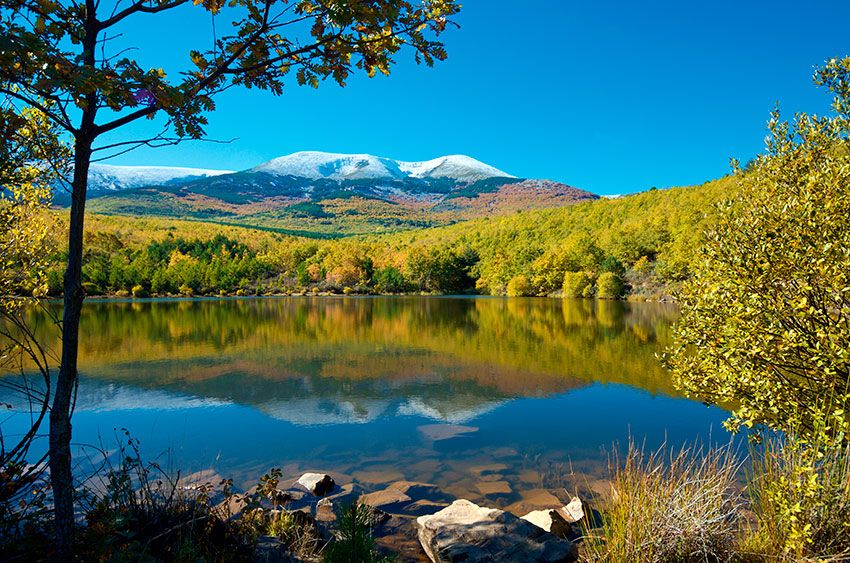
506,274,531,296
0,0,459,556
667,58,850,443
563,270,593,298
0,101,66,553
596,271,623,299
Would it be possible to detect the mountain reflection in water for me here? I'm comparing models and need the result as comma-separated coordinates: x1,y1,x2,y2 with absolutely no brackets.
3,296,729,509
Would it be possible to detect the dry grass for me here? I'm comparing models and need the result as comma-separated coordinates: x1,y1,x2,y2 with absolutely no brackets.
579,441,744,563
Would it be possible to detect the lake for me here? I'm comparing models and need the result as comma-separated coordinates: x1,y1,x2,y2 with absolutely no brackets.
3,296,730,511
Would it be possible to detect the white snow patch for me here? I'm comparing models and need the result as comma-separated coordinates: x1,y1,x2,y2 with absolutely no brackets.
251,151,514,183
88,163,234,191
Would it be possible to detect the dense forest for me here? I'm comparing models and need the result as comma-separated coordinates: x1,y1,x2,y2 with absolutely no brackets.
45,175,732,301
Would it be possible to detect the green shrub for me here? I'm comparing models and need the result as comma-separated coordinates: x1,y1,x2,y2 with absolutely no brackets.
323,503,393,563
373,266,407,293
563,271,593,298
743,436,850,559
596,272,623,299
131,284,148,298
82,281,100,295
506,274,532,296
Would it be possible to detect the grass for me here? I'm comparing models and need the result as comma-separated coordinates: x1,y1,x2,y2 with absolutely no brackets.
579,441,744,563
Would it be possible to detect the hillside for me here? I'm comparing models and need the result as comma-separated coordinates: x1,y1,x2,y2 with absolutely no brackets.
75,152,598,236
48,174,735,300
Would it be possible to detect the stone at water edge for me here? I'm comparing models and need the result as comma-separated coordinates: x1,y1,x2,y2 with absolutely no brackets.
521,509,574,539
561,496,584,523
416,499,576,562
296,473,335,497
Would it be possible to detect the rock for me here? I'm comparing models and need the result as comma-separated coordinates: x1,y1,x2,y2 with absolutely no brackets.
418,424,479,442
561,497,584,523
315,497,336,522
388,481,452,503
467,463,508,476
296,473,335,497
505,489,564,515
521,509,574,538
416,499,576,562
476,480,512,497
402,499,450,517
353,469,406,484
358,488,413,512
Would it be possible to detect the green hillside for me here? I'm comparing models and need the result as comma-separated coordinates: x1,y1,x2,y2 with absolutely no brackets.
48,175,734,300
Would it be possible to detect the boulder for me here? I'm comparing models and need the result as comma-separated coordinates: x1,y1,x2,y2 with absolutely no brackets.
521,509,574,538
416,499,576,562
296,473,335,497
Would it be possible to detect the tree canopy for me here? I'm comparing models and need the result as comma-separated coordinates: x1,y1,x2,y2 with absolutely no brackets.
667,58,850,443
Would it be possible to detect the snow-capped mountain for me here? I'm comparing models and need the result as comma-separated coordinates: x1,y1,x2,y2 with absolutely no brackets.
82,151,598,235
87,163,233,192
250,151,515,183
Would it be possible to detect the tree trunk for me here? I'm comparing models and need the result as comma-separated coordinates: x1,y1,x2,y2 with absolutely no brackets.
49,133,93,561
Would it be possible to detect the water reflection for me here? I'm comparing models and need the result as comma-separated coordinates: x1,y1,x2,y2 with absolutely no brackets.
3,297,725,509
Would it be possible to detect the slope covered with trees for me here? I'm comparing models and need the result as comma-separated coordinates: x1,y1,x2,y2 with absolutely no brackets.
43,175,733,300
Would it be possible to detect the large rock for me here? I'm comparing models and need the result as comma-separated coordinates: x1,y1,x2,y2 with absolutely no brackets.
416,499,576,562
296,473,335,497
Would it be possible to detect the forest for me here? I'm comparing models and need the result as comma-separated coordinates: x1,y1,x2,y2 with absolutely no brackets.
43,175,731,301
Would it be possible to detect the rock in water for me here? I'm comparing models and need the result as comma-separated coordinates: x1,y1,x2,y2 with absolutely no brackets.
416,499,575,562
561,497,584,523
296,473,335,497
521,509,574,538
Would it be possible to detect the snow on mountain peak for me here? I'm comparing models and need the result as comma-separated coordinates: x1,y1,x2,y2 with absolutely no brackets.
251,151,515,182
88,163,234,191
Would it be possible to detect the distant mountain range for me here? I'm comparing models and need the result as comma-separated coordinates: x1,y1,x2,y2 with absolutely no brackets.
70,151,598,237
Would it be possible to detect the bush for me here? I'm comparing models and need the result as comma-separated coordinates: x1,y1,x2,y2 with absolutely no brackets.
131,284,149,298
323,503,393,563
596,272,623,299
743,435,850,559
373,266,407,293
580,441,742,563
82,281,100,295
563,271,593,298
178,284,194,297
506,274,532,296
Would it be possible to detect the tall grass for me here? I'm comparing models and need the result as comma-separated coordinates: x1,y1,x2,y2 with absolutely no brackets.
579,441,743,563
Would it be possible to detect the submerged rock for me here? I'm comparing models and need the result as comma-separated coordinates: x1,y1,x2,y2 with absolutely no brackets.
416,499,576,562
296,473,335,497
358,488,413,512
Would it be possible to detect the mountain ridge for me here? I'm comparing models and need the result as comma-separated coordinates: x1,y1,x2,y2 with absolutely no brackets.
79,151,598,237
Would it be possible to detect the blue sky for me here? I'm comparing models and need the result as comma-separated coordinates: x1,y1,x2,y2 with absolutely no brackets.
102,0,850,195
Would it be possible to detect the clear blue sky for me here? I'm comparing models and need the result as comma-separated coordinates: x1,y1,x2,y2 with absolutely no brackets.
102,0,850,195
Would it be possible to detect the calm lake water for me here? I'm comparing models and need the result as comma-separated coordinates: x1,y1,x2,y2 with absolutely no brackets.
4,296,730,511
